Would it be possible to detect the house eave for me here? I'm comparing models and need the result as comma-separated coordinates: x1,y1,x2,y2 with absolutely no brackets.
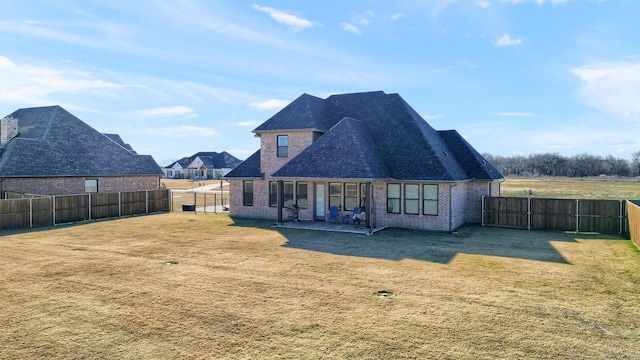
252,128,325,135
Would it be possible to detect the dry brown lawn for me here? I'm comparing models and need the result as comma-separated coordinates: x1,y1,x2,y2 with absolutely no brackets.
1,213,639,359
501,176,640,200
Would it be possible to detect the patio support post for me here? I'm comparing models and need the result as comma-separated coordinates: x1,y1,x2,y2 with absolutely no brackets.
277,180,283,224
365,182,371,229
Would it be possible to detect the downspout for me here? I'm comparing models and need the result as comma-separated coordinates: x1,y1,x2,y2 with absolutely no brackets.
449,183,457,232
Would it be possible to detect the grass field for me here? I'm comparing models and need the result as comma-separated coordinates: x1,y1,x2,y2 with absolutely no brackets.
501,176,640,200
1,213,639,359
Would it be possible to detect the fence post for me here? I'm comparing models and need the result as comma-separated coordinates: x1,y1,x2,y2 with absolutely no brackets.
204,194,207,214
575,199,580,232
146,190,149,214
194,191,197,214
619,200,624,235
30,197,33,228
118,192,121,218
52,196,56,225
88,194,92,220
527,197,531,231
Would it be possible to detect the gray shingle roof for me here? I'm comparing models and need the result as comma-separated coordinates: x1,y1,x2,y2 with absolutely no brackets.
224,150,262,178
0,106,163,177
227,91,504,182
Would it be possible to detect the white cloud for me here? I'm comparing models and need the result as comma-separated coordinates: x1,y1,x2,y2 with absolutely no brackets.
341,22,362,35
252,4,314,30
129,106,197,119
493,34,523,47
251,99,289,111
0,55,121,107
571,61,640,118
422,114,444,120
493,112,537,117
390,13,404,21
237,121,259,127
475,0,490,8
136,126,219,138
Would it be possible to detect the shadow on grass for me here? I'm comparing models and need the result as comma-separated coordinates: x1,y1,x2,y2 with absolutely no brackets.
277,225,582,264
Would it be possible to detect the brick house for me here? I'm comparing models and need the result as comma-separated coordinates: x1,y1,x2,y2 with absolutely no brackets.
163,152,241,179
0,106,163,197
225,91,503,232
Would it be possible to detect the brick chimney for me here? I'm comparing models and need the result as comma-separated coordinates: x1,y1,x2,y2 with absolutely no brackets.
0,116,18,146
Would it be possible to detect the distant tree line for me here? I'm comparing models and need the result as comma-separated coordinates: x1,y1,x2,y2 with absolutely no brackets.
482,151,640,177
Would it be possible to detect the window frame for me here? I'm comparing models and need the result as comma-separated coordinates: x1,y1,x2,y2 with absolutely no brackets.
404,183,420,215
277,135,288,157
423,184,438,215
283,181,294,207
387,183,401,214
243,180,254,206
329,182,342,209
269,181,278,207
84,179,98,193
296,182,308,209
344,182,358,211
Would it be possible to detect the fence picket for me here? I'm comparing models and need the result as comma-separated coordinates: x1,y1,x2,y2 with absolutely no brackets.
0,189,169,231
483,196,630,235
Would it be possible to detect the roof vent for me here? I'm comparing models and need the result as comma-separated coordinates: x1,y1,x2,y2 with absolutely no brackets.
0,116,19,146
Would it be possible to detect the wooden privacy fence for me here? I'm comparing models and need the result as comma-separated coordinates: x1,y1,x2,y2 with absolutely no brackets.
0,189,169,231
628,200,640,248
482,196,629,234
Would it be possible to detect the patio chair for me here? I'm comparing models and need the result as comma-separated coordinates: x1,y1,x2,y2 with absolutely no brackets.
352,207,362,227
328,206,339,223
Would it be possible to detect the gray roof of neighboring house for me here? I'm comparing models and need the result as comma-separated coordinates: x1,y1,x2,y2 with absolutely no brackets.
166,157,191,169
195,152,242,169
0,105,163,177
227,91,503,182
164,151,242,170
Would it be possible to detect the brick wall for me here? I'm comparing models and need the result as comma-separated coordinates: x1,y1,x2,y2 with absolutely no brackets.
260,132,317,177
2,176,161,196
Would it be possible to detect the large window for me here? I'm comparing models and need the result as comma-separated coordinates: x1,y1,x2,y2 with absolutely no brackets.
296,182,308,208
329,182,342,209
344,183,358,211
405,184,420,215
269,181,278,207
277,135,288,157
423,184,438,215
387,183,401,214
283,181,294,207
84,179,98,193
243,181,254,206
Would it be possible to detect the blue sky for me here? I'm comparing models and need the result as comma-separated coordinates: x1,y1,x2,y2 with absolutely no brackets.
1,0,638,165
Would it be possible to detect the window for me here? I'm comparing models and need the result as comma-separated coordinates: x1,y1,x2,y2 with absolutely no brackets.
387,183,401,213
405,184,419,215
283,181,294,207
423,184,438,215
329,182,342,209
360,183,368,208
344,183,358,211
277,135,288,157
243,181,254,206
296,182,308,208
269,181,278,207
84,179,98,193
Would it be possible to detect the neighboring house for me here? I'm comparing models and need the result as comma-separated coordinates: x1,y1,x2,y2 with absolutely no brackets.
0,105,164,197
163,151,242,179
163,157,190,179
225,91,504,232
